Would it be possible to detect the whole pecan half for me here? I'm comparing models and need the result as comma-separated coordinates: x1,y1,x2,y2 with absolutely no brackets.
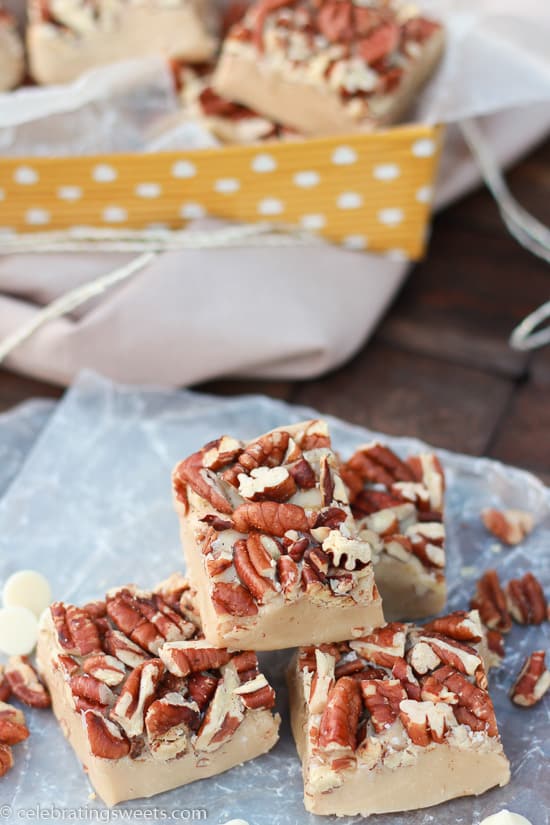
0,702,30,745
233,539,278,604
175,451,233,514
470,570,512,633
82,654,126,686
211,582,259,617
350,623,407,668
232,501,310,536
50,603,102,656
5,657,51,709
506,572,547,625
318,677,361,754
160,642,231,678
110,659,165,738
423,611,482,643
510,651,550,707
234,673,276,710
84,710,130,760
482,508,534,546
69,674,115,708
187,673,219,711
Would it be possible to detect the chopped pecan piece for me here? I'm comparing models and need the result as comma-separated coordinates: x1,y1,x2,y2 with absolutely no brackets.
83,654,126,686
110,659,164,738
277,555,301,600
232,501,310,536
187,673,219,711
399,698,456,745
234,673,276,709
69,674,115,707
0,701,30,745
194,665,244,752
482,508,534,545
361,679,406,733
0,666,10,703
423,611,482,643
406,453,445,513
238,466,296,502
470,570,512,633
175,451,233,514
50,603,102,656
5,657,51,709
0,743,13,777
510,651,550,707
84,710,130,760
318,677,361,754
201,436,242,471
246,532,279,579
289,458,316,489
432,666,497,735
350,623,406,667
103,630,150,669
211,582,259,617
225,430,290,487
308,650,336,714
344,443,415,499
145,694,200,759
506,572,547,625
160,641,231,678
391,658,421,701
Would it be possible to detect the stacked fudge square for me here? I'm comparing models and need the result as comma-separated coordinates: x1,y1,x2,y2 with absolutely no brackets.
39,419,510,813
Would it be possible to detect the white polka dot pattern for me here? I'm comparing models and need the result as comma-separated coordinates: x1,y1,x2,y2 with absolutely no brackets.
25,208,50,225
251,154,277,173
258,198,284,216
14,166,38,185
378,208,404,226
103,206,127,223
343,235,368,250
135,183,162,199
293,171,320,188
172,160,196,179
412,138,436,158
337,192,363,210
300,214,326,230
57,186,82,201
93,164,117,183
214,178,240,194
180,203,206,219
373,163,400,181
332,146,357,165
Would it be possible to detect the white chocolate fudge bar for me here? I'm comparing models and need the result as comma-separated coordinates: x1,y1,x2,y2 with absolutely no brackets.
173,420,385,650
27,0,219,85
213,0,444,136
36,574,280,806
342,443,446,620
288,611,510,817
178,62,298,144
0,6,24,91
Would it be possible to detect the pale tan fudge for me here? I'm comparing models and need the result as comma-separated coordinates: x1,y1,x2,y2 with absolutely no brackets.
172,420,385,650
27,0,219,85
288,610,510,817
178,62,299,144
213,0,444,137
0,7,24,91
341,443,446,620
36,573,280,806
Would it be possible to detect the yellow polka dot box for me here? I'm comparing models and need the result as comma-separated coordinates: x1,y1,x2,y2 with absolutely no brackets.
0,123,443,260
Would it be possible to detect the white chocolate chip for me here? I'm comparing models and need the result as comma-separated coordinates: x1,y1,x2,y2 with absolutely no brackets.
3,569,52,618
478,813,533,825
0,605,39,655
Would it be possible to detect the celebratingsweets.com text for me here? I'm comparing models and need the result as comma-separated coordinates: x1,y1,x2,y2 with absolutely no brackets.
0,805,208,822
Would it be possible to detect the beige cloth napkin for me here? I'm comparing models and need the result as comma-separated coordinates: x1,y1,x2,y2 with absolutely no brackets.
1,103,549,387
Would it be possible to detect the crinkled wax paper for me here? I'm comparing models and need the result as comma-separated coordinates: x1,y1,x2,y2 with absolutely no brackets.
0,399,53,496
0,372,548,825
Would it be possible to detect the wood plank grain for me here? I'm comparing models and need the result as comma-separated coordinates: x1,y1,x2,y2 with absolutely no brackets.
292,341,514,456
0,367,62,412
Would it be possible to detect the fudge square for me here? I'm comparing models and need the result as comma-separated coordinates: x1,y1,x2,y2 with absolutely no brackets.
341,442,447,620
172,420,384,650
37,574,280,806
213,0,444,136
288,611,510,817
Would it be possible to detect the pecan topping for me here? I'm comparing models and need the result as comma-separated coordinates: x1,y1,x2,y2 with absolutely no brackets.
352,489,406,517
422,611,482,643
399,698,456,746
391,658,421,701
470,570,512,633
277,555,301,599
51,603,102,656
175,451,233,514
322,530,371,571
0,744,13,777
350,623,406,667
247,532,279,579
84,710,131,760
187,673,219,711
211,581,259,617
106,588,195,655
145,694,200,760
318,677,361,754
510,651,550,707
0,702,29,745
344,443,415,498
110,659,164,738
406,453,445,513
232,501,310,536
482,508,534,545
194,664,244,752
289,458,316,489
233,539,278,603
432,666,497,736
82,654,126,686
308,650,336,714
361,679,406,733
69,674,115,707
5,657,51,709
201,436,242,471
238,466,296,502
103,630,150,669
234,673,276,709
160,641,231,678
506,572,547,625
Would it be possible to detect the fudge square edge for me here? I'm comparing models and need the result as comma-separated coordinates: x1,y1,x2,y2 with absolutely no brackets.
36,573,280,806
288,610,510,816
172,419,385,649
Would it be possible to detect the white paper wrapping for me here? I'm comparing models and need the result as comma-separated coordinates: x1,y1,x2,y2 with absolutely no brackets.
0,372,548,824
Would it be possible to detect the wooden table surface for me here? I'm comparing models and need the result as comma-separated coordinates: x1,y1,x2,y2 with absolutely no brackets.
1,138,549,484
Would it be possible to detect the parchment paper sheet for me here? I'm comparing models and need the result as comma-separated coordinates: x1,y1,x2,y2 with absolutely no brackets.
0,371,548,825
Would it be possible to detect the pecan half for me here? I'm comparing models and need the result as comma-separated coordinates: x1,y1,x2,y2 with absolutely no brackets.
187,673,218,711
352,489,406,517
246,532,279,579
160,641,231,678
481,508,534,545
406,453,445,513
5,657,51,709
413,634,485,687
82,654,126,686
50,603,102,656
225,430,290,487
350,623,406,667
0,702,29,745
344,443,414,498
238,466,296,502
84,710,130,760
506,572,547,625
211,582,258,617
399,698,456,746
432,666,497,735
234,673,276,709
232,501,310,536
103,630,150,669
423,611,482,643
145,694,200,760
233,539,278,604
0,744,13,777
277,555,301,600
308,650,336,714
194,664,244,752
110,659,164,738
470,570,512,633
69,674,115,707
361,679,406,733
391,658,421,701
510,651,550,707
318,677,361,754
106,588,195,654
175,451,233,514
0,667,10,703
